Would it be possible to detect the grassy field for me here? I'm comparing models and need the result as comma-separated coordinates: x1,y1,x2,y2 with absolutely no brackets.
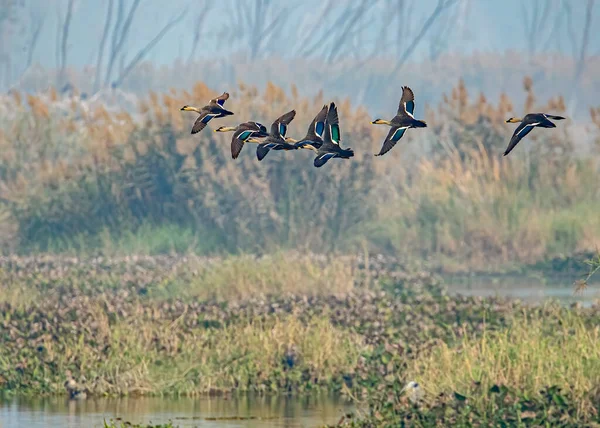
1,254,599,426
0,77,599,272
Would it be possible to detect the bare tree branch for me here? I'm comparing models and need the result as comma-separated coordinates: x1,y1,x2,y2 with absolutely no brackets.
59,0,75,86
249,0,267,60
105,0,141,87
522,0,558,55
299,6,351,58
187,6,213,65
326,0,373,64
54,4,61,70
113,9,187,87
389,0,459,76
541,1,566,52
292,0,334,57
574,0,594,82
93,0,113,93
26,8,44,69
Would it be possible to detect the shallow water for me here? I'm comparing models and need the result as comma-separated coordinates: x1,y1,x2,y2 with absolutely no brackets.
0,395,354,428
443,274,600,306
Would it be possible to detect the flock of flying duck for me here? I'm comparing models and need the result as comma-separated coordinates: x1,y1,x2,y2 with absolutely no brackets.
180,86,566,167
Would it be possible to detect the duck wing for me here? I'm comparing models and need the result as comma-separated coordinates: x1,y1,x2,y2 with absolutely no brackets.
191,110,217,134
503,121,537,156
313,152,338,168
231,124,260,159
305,104,328,141
375,126,407,157
270,110,296,139
256,144,271,161
210,92,230,107
397,86,415,117
249,121,269,134
320,102,341,151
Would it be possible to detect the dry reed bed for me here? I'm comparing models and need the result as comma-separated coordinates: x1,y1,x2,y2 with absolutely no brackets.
0,78,599,271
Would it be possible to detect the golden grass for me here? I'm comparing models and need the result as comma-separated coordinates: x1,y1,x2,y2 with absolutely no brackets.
408,305,600,415
0,77,599,270
38,314,366,396
180,254,355,301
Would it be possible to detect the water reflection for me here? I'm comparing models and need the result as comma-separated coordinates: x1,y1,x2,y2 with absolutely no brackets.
443,274,600,306
0,394,354,428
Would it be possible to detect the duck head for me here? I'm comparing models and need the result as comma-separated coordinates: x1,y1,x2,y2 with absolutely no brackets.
214,126,237,132
505,117,523,123
371,119,392,125
180,105,201,113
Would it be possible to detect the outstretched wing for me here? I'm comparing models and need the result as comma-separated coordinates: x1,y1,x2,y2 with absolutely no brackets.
305,104,328,141
314,152,338,168
191,111,217,134
320,102,340,151
256,144,271,161
503,122,538,156
250,121,268,134
210,92,230,107
375,126,407,157
231,126,254,159
270,110,296,138
397,86,415,117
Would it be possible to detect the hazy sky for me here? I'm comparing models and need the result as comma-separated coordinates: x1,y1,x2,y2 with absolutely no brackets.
9,0,599,68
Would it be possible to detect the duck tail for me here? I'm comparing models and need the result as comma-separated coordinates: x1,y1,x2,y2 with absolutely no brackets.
546,115,566,120
342,148,354,158
218,108,234,116
411,119,427,128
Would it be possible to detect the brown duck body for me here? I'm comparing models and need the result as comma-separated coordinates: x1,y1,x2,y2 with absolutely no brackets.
370,86,427,157
504,113,566,156
181,92,234,134
255,110,297,161
215,121,269,159
313,102,354,168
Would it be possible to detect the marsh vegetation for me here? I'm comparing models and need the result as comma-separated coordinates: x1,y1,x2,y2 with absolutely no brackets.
0,255,599,426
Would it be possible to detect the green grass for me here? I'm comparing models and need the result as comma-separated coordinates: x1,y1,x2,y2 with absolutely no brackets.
409,307,600,416
1,254,600,425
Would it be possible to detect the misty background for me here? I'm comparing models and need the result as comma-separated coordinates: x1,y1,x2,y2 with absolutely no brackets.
0,0,599,264
1,0,598,117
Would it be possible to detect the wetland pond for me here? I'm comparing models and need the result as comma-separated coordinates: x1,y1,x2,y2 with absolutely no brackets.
2,274,599,427
443,273,600,306
0,394,354,428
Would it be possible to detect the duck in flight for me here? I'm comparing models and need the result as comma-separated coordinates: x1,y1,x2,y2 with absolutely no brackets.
504,113,566,156
311,102,354,168
181,92,233,134
245,110,297,161
370,86,427,157
215,122,270,159
288,104,328,151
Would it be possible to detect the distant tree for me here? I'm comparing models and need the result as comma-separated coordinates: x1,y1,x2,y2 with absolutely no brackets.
521,0,558,55
0,0,23,88
227,0,294,60
88,0,187,92
25,6,45,69
56,0,75,88
187,5,213,66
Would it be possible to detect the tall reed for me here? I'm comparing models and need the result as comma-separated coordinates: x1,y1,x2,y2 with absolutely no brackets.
0,78,598,270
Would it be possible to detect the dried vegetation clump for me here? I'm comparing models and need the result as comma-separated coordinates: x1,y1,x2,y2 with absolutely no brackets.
0,77,599,270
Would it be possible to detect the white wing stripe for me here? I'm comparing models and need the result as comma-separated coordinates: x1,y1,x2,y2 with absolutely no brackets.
517,123,538,136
